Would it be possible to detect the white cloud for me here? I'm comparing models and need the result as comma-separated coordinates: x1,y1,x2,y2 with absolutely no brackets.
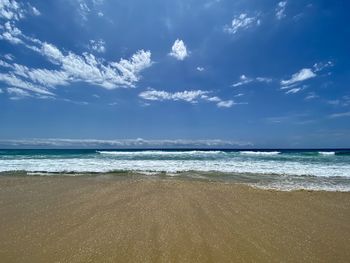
305,92,318,100
285,88,302,94
0,21,23,44
313,61,334,72
169,39,188,60
224,13,260,34
0,73,54,95
139,89,209,103
4,53,14,60
281,68,316,86
232,75,272,87
89,39,105,53
256,77,273,83
234,93,244,97
7,87,31,99
232,75,253,87
139,88,236,108
0,88,3,93
0,0,40,21
30,6,40,16
0,23,153,96
326,96,350,107
196,66,205,72
12,64,70,88
0,0,24,20
0,138,253,148
276,1,287,20
217,100,234,108
328,112,350,119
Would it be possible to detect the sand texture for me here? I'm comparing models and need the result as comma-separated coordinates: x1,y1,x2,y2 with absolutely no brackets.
0,175,349,262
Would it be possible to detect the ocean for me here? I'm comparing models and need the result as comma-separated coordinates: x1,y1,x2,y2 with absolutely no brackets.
1,149,350,191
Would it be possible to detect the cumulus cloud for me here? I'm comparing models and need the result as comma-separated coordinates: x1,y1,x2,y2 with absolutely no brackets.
196,66,205,72
89,39,105,53
281,68,316,86
276,1,287,20
0,21,23,44
0,0,40,21
224,13,260,34
0,0,25,20
139,88,236,108
169,39,188,60
0,138,253,148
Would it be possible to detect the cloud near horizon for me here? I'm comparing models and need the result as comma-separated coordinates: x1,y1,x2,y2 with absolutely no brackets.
0,138,253,148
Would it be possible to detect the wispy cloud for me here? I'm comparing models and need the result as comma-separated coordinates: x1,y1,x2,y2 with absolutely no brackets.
313,61,334,72
232,75,272,87
196,66,205,72
169,39,188,60
304,92,318,100
232,75,253,87
7,87,32,99
280,62,334,94
326,96,350,107
276,1,287,20
0,138,253,148
139,88,235,108
281,68,316,86
0,19,152,98
224,13,260,34
285,87,302,94
75,0,105,22
328,112,350,119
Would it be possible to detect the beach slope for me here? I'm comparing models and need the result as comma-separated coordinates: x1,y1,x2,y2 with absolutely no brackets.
0,175,349,262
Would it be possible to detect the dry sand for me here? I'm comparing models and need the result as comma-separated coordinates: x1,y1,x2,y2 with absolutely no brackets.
0,175,349,262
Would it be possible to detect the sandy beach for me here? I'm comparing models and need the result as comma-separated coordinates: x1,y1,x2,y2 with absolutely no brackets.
0,175,349,262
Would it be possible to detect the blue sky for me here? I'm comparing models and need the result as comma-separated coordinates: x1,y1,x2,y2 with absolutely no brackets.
0,0,349,148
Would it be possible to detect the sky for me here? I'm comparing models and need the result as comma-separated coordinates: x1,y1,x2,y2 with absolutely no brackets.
0,0,349,148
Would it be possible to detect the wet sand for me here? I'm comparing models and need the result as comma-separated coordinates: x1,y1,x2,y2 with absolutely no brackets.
0,175,349,262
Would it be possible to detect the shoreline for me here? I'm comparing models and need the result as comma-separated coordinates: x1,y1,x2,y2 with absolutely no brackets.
1,175,350,262
1,171,350,193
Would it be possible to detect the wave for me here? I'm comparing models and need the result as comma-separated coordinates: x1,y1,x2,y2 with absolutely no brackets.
239,151,281,155
318,152,335,156
97,150,225,156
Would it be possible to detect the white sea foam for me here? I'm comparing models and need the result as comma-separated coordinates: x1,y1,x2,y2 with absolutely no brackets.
239,151,281,155
318,151,335,156
0,157,349,178
1,150,350,191
97,150,225,156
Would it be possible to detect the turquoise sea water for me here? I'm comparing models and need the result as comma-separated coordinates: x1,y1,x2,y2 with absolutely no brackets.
1,149,350,191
